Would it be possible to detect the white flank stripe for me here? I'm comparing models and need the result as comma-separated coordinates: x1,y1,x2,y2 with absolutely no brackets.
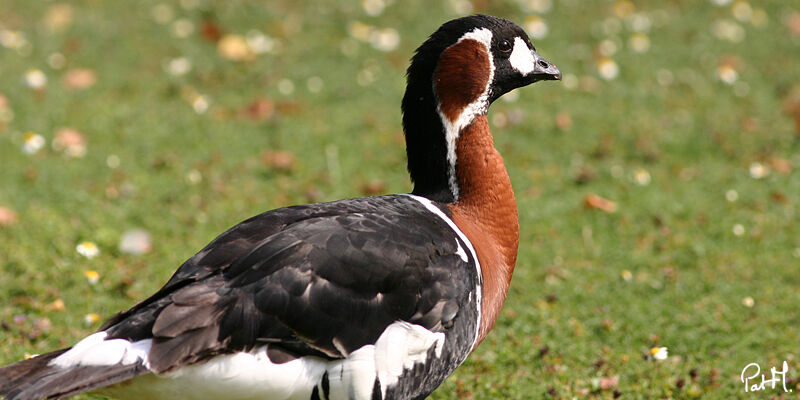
435,27,495,201
50,331,152,369
403,194,483,350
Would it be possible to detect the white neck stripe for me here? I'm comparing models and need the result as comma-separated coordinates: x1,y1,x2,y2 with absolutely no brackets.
434,27,495,202
403,194,483,351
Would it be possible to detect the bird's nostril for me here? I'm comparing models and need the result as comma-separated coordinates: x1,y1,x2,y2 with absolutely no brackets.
538,60,550,69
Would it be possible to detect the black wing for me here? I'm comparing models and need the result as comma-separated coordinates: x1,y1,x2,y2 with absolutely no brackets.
101,195,473,373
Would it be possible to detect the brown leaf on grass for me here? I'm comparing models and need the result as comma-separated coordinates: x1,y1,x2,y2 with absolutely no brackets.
600,376,619,391
45,299,65,312
33,318,52,334
53,127,87,157
769,157,792,174
770,191,789,204
781,85,800,136
62,69,96,90
584,194,618,213
555,111,573,131
261,150,296,172
275,101,303,115
787,12,800,37
361,179,386,195
240,98,274,121
0,206,18,227
201,19,223,42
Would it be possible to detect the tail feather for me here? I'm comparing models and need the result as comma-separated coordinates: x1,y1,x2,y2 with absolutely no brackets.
0,350,148,400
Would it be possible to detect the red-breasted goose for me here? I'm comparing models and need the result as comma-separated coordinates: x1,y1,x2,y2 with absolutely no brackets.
0,14,560,400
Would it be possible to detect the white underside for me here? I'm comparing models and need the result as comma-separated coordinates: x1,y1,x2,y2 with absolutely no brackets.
51,321,444,400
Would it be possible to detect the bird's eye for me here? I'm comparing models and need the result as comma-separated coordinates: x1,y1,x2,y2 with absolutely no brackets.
498,39,513,53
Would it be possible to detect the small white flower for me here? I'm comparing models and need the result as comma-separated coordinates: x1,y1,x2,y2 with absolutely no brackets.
277,79,295,95
742,296,755,308
171,18,194,38
732,224,745,236
23,69,47,89
84,270,100,284
633,168,651,186
716,64,738,84
628,33,650,53
731,1,752,22
185,169,202,184
0,30,26,49
650,346,668,360
22,131,46,154
712,20,745,42
725,189,738,202
597,58,619,80
598,39,617,57
370,28,400,52
107,154,121,169
361,0,385,16
525,16,549,39
84,313,100,325
119,228,153,255
526,0,552,13
191,95,209,114
749,162,768,179
76,241,100,259
561,73,578,90
246,30,276,55
306,76,324,93
621,269,633,282
48,52,66,69
151,4,174,24
166,57,192,76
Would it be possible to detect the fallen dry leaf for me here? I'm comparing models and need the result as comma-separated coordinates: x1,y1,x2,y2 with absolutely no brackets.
261,150,296,172
240,98,274,121
0,206,18,226
62,68,96,90
787,12,800,37
584,194,618,213
45,299,66,312
600,376,619,391
52,127,87,157
201,19,222,42
361,179,386,195
556,111,573,131
769,157,792,174
770,191,789,204
781,85,800,136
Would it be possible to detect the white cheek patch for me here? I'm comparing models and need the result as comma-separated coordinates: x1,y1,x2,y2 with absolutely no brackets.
509,37,535,75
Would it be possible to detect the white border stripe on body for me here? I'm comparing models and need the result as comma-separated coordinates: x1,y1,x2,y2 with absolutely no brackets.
403,194,482,350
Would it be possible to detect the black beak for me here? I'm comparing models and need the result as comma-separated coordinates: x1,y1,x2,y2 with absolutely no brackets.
531,50,561,81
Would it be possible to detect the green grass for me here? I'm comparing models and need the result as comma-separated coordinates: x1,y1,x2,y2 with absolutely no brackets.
2,0,799,398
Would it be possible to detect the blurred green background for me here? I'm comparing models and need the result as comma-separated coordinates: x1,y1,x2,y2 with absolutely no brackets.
1,0,799,398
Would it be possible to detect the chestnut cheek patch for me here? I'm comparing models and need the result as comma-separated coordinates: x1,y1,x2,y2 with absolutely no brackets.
433,39,492,124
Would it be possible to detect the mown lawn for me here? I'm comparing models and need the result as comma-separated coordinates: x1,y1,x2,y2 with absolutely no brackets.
1,0,799,399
